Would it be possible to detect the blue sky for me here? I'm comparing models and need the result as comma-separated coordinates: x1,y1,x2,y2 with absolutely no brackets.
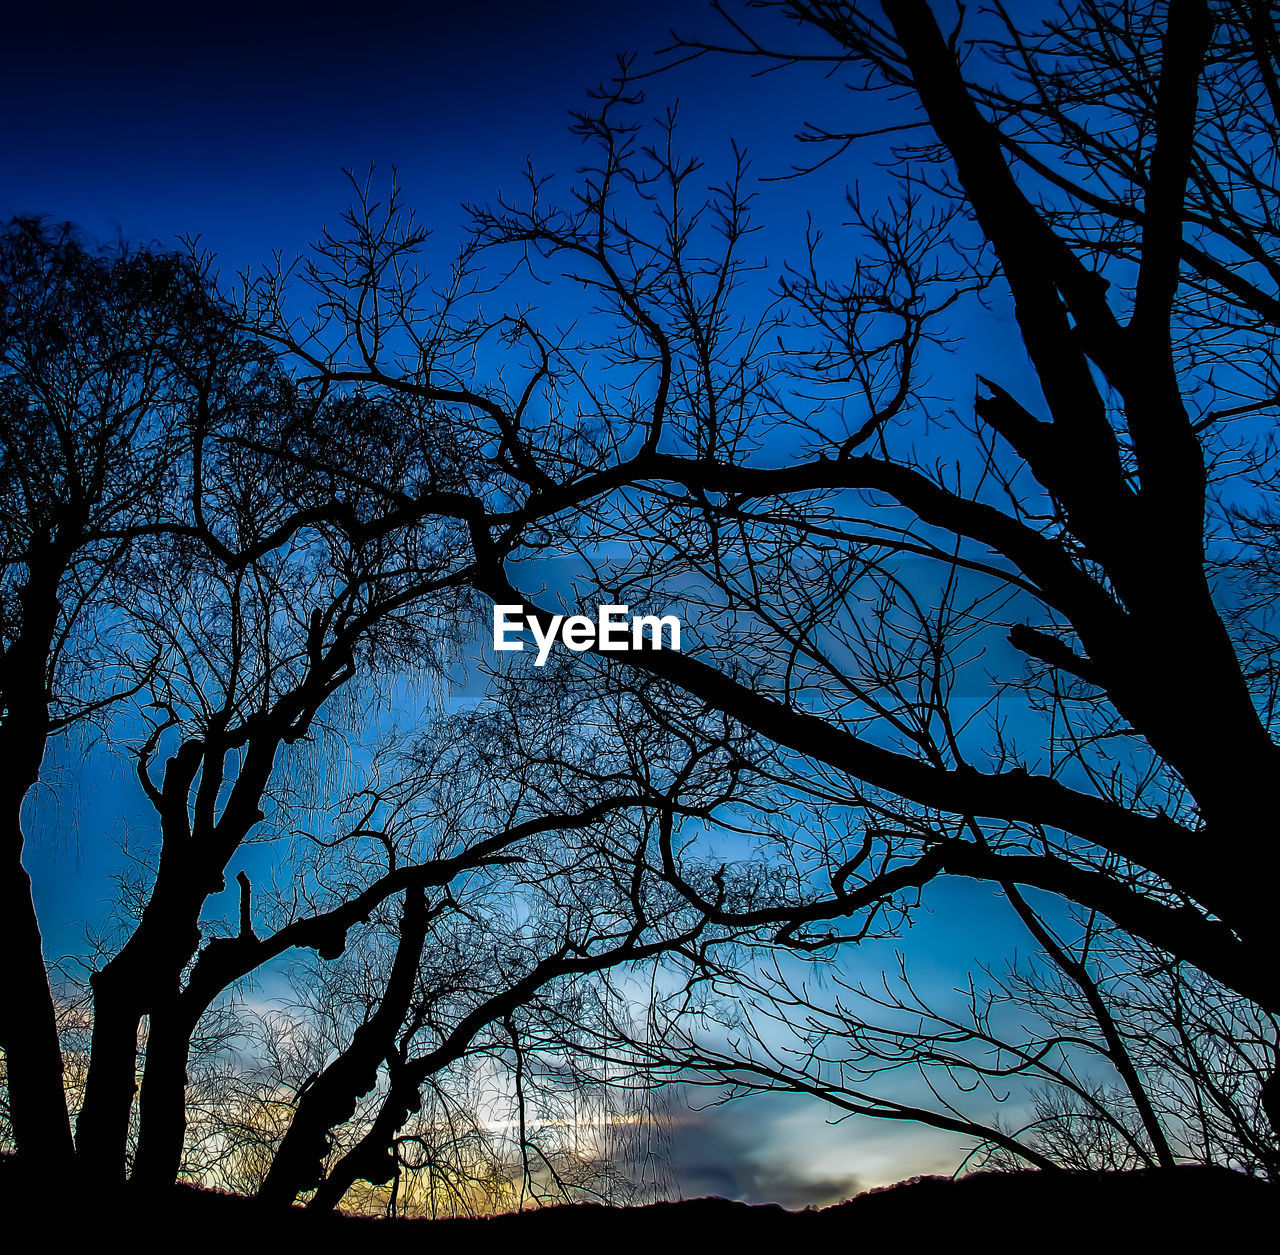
5,0,1061,1204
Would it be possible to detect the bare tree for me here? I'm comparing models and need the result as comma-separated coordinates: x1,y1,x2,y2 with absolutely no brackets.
250,661,748,1211
0,218,234,1168
229,1,1280,1165
0,202,751,1209
567,884,1279,1180
0,214,676,1196
14,0,1280,1198
73,380,480,1181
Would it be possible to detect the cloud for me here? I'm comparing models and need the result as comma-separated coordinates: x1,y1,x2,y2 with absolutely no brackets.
663,1089,973,1210
669,1101,862,1209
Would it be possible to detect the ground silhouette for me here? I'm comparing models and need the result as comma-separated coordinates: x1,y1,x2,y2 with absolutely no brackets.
1,1158,1270,1245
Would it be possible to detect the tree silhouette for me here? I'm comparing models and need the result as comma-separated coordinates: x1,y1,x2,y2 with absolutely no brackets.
0,216,722,1201
0,219,232,1168
8,0,1280,1210
244,0,1280,1159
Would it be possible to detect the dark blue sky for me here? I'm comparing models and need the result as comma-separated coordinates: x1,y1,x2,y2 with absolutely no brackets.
4,0,858,272
5,0,1050,1203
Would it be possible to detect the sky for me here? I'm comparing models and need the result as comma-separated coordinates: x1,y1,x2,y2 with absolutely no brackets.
4,1,862,273
4,0,1053,1206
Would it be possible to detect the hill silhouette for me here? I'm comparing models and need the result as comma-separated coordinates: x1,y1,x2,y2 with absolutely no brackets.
2,1158,1271,1245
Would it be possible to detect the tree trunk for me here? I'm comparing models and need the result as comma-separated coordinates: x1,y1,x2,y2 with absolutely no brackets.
74,968,144,1182
0,543,77,1169
258,888,428,1208
130,1001,200,1189
0,800,74,1169
307,1069,418,1213
75,839,213,1180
